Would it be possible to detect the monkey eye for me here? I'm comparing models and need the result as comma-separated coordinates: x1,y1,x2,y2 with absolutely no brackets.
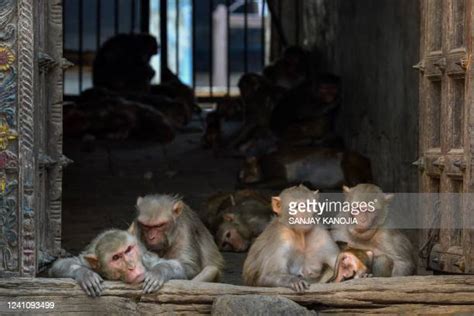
225,231,232,239
125,245,133,254
156,222,167,229
112,254,121,261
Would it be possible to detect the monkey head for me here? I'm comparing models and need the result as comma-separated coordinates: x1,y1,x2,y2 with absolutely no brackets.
239,156,263,184
238,73,266,103
135,34,159,62
331,245,374,282
272,184,320,233
343,184,394,239
131,194,184,253
216,213,252,252
83,230,146,284
314,73,341,105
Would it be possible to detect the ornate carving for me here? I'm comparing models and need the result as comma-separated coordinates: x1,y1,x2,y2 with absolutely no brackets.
0,46,15,71
0,0,18,276
0,121,17,150
0,178,18,272
17,0,37,276
0,0,64,277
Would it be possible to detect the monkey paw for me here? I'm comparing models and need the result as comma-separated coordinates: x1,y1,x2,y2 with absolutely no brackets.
75,268,104,297
360,273,373,278
143,270,165,294
289,278,310,293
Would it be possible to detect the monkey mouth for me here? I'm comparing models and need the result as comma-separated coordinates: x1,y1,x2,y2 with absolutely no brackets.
129,272,145,284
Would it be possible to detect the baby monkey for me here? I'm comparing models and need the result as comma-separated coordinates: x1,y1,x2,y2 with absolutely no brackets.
49,229,185,297
330,242,393,282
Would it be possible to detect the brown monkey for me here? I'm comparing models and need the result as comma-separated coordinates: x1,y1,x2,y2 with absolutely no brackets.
263,46,309,90
215,197,274,252
129,194,224,282
49,229,186,296
243,185,340,292
331,184,415,276
202,189,270,229
240,147,372,189
330,242,393,282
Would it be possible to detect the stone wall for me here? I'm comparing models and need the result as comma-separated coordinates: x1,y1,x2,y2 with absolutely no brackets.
298,0,421,192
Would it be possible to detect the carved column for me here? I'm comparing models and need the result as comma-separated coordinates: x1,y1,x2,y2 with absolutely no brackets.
0,0,64,277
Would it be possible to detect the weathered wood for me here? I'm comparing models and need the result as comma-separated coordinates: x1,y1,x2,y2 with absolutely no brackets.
418,0,474,274
0,276,473,314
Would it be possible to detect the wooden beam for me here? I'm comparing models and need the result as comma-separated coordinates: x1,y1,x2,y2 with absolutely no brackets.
0,276,474,314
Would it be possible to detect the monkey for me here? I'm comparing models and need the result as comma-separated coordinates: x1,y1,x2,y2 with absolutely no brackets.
49,229,186,297
66,88,176,143
330,242,393,282
263,46,310,90
201,97,244,150
129,194,225,282
270,73,342,147
239,147,372,189
228,73,281,157
331,184,416,276
238,156,263,184
214,195,274,252
242,185,340,292
93,34,158,93
150,67,197,124
201,189,270,229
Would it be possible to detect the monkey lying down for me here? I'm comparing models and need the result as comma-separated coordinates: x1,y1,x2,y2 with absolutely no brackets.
49,229,186,297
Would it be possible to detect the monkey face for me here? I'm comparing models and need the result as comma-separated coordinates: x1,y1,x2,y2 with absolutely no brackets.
318,84,339,104
135,196,185,252
104,242,146,284
138,222,170,252
87,231,147,284
333,250,372,282
216,222,250,252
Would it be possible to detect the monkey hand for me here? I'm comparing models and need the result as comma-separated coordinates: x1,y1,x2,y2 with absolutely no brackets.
357,272,373,279
74,267,104,297
143,270,166,294
289,277,310,293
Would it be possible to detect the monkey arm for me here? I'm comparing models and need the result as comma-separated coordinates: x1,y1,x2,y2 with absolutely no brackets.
141,252,187,294
258,272,310,293
49,256,103,297
144,254,187,281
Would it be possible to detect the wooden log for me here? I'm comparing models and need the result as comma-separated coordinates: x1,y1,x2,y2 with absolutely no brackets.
0,276,473,315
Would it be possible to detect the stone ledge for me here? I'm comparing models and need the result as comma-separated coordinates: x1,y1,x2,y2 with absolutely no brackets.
0,276,473,314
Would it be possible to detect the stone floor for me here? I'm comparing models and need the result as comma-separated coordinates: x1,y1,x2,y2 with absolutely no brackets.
62,119,246,284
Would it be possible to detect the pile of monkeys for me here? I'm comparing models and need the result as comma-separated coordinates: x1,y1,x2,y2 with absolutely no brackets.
50,183,415,296
202,46,373,190
64,34,196,144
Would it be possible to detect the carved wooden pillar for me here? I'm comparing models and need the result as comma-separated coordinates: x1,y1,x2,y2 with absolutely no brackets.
0,0,64,277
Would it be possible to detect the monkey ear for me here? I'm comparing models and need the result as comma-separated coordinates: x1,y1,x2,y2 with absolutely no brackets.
223,213,236,222
271,196,282,215
172,201,184,217
83,254,100,271
313,189,319,195
128,222,137,235
384,193,395,203
136,196,144,206
342,185,351,193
